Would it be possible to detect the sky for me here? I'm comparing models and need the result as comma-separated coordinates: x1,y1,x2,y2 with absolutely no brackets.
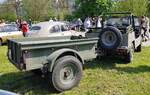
0,0,6,3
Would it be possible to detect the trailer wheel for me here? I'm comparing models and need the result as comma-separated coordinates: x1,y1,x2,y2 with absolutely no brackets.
52,56,82,92
135,44,142,52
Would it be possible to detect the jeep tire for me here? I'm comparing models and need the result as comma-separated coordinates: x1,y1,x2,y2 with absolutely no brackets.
98,26,123,50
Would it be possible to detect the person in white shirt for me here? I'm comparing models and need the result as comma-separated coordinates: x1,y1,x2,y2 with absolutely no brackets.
84,17,92,32
76,18,83,31
96,16,102,28
49,18,53,22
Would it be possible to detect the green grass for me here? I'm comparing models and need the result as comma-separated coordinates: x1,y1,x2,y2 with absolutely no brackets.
1,46,150,95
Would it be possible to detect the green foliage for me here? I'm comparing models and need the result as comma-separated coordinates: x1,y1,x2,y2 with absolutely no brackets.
113,0,148,16
22,0,54,21
74,0,114,18
0,12,17,22
51,0,74,20
147,0,150,17
65,15,76,21
0,0,17,21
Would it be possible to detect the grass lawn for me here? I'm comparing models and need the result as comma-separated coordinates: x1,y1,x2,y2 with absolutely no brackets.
1,46,150,95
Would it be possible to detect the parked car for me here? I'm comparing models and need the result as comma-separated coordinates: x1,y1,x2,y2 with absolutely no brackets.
0,89,17,95
28,21,85,38
0,24,23,46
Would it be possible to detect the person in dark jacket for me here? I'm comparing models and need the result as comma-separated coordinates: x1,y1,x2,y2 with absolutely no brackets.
28,18,32,30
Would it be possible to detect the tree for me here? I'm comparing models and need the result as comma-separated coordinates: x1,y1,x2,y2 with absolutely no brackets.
113,0,148,16
22,0,53,21
74,0,114,18
51,0,74,20
0,0,17,21
147,0,150,17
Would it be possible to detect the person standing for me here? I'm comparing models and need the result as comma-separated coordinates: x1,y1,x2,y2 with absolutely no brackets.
16,19,22,31
28,18,32,30
53,17,57,21
16,19,21,30
96,16,102,28
76,18,83,31
84,17,92,32
140,16,150,41
21,21,29,37
49,18,53,22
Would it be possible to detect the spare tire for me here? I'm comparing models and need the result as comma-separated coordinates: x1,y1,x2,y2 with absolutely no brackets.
98,26,123,50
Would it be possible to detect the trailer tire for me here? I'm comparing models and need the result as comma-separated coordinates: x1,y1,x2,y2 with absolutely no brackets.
52,56,82,92
98,26,122,50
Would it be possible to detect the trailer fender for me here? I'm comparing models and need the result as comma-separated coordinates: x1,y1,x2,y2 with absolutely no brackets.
47,48,84,72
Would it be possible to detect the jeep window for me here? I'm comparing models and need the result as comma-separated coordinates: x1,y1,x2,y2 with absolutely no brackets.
105,18,121,26
104,17,130,27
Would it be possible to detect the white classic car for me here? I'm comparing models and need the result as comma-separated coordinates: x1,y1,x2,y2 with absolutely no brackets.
0,24,23,46
28,21,85,38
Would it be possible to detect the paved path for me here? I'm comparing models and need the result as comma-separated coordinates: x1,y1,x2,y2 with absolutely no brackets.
142,40,150,46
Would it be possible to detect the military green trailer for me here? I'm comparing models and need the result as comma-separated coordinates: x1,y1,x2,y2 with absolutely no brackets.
7,12,143,92
8,36,98,92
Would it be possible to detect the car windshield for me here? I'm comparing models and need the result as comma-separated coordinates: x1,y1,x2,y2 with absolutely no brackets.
3,25,18,32
105,17,130,27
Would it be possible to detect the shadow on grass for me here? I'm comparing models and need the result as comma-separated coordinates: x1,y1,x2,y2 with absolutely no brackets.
1,57,150,94
84,57,150,74
85,57,123,69
115,65,150,74
0,72,59,95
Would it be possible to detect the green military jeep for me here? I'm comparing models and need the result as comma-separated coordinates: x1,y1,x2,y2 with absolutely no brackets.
96,12,142,62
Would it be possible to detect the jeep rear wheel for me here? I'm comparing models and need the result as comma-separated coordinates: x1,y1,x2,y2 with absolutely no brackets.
51,56,82,92
98,26,123,50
